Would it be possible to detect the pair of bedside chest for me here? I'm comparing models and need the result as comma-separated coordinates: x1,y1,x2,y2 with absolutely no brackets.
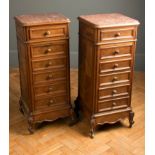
14,13,140,137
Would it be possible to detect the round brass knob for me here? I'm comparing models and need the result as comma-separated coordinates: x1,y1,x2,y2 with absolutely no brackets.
44,31,51,36
47,74,52,80
114,50,119,55
112,90,117,94
113,76,118,81
113,63,119,68
115,32,121,37
48,87,53,92
47,61,52,67
47,48,52,52
48,100,54,106
112,102,117,106
45,48,52,54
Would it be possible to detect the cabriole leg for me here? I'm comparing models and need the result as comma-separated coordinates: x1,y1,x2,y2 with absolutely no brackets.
90,117,95,138
74,97,80,119
19,97,24,115
129,111,135,128
28,117,35,134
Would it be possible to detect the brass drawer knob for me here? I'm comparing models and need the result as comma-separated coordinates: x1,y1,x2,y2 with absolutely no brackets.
48,100,54,106
112,89,117,94
114,50,119,55
48,87,53,92
44,31,51,36
112,102,117,106
113,76,118,81
114,32,121,37
47,74,52,80
113,63,119,68
45,48,52,54
46,61,52,67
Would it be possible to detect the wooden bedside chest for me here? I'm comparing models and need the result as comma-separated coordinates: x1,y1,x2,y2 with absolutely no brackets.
14,13,73,133
75,13,140,138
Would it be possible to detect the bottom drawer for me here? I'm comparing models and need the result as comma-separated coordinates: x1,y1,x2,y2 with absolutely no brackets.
95,109,130,125
34,95,68,111
33,108,70,122
98,97,129,112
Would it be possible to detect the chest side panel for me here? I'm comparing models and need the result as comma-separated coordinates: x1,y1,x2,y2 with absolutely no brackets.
78,32,96,113
17,38,32,111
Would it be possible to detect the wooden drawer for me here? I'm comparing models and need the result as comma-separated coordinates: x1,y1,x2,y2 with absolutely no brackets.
34,81,66,98
32,57,66,71
99,27,135,42
29,24,67,40
99,71,130,86
30,41,66,59
98,97,129,112
98,84,130,100
99,42,133,60
33,69,66,84
34,94,68,111
99,58,131,73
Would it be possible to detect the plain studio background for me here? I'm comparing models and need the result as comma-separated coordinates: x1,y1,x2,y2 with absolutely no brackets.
9,0,145,71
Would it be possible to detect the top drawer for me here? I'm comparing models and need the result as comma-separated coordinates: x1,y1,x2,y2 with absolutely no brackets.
98,27,136,43
29,24,68,40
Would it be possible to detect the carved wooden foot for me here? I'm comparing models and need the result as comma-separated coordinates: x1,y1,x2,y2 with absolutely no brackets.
74,97,80,119
28,118,35,134
28,121,35,134
70,108,75,121
129,111,135,128
90,118,95,138
19,98,24,115
69,108,77,126
90,129,94,138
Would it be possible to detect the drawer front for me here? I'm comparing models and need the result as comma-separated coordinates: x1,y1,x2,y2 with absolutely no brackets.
29,25,67,40
100,27,135,42
99,85,130,100
35,95,68,111
98,97,129,112
99,44,132,60
99,71,130,86
34,81,66,98
33,69,66,84
30,41,66,59
32,57,66,71
99,59,131,73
